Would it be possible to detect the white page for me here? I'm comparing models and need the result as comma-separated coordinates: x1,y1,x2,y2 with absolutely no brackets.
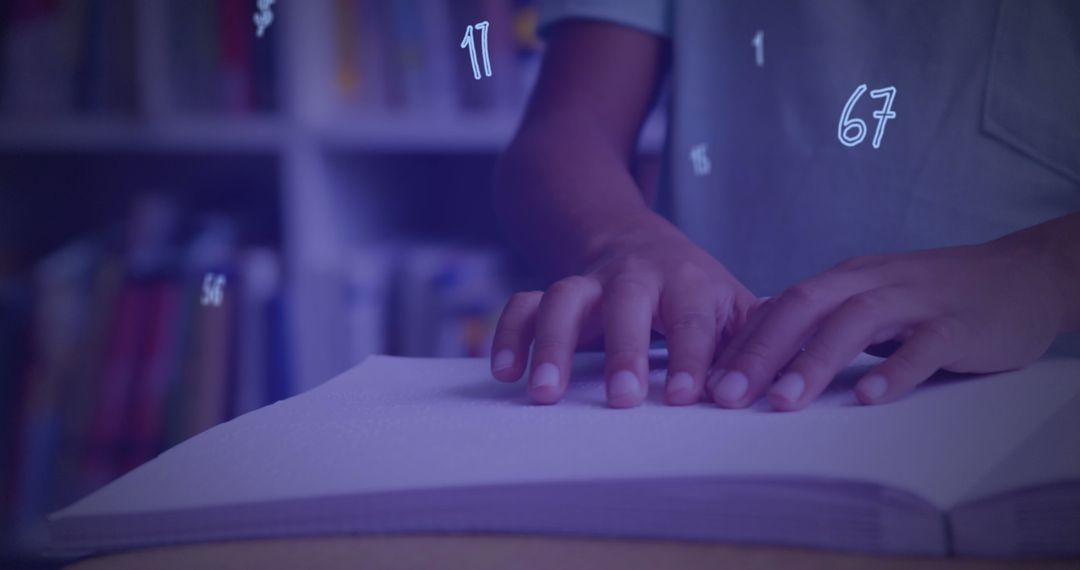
53,352,1080,526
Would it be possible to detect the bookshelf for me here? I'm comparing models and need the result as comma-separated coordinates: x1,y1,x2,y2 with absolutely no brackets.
0,0,665,385
0,0,670,554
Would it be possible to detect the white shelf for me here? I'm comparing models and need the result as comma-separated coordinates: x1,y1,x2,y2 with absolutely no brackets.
317,111,666,153
0,117,287,152
317,113,519,153
0,0,669,394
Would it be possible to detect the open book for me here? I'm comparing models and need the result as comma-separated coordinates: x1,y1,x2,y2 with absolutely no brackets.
49,353,1080,557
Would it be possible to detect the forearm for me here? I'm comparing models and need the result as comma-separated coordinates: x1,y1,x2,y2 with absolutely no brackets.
494,114,672,280
1004,211,1080,334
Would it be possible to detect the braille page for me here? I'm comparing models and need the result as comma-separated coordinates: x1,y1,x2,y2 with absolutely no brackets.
51,353,1080,540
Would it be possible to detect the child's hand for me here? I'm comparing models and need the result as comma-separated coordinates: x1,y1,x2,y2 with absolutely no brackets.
708,229,1076,411
490,218,757,407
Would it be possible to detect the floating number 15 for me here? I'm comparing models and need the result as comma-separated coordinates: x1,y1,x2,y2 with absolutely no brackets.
838,84,897,149
461,20,492,81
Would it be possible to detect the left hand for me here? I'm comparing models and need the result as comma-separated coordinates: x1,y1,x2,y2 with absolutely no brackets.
706,235,1072,411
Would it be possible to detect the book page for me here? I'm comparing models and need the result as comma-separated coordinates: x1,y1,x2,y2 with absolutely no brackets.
52,351,1080,527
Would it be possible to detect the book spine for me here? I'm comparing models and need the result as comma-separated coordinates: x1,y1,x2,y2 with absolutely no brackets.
0,0,12,110
187,275,232,436
477,0,515,111
265,290,292,402
333,0,359,104
105,0,137,114
250,0,278,112
347,248,393,364
183,0,221,112
374,0,403,109
79,281,146,492
356,0,385,110
421,0,457,114
233,250,279,415
393,0,428,110
0,280,34,535
219,0,253,113
511,0,542,101
448,0,496,111
59,255,123,501
162,281,199,448
121,280,180,472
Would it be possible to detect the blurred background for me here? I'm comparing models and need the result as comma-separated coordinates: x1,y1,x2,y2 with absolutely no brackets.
0,0,665,561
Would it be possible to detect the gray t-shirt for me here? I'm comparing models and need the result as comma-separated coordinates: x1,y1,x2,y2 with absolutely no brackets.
538,0,1080,296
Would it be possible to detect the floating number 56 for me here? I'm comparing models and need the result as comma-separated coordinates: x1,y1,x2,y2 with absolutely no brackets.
838,84,897,149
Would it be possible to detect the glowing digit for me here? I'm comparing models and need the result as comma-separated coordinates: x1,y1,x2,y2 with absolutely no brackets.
461,21,492,81
751,30,764,67
253,0,275,38
837,84,868,147
461,25,480,80
475,21,492,78
869,86,897,149
690,143,711,176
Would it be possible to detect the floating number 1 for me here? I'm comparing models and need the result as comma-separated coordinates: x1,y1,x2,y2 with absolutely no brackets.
752,30,764,67
461,20,492,81
837,83,897,149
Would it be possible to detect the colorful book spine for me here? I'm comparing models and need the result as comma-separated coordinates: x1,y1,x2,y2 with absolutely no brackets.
356,0,386,110
79,280,147,492
0,279,33,536
334,0,360,102
265,288,292,403
250,0,278,111
120,280,180,473
218,0,254,113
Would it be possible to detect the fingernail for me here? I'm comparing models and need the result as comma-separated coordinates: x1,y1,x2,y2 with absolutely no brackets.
769,372,805,405
713,370,748,404
531,363,560,390
857,374,888,402
609,370,642,400
666,372,695,397
492,349,515,373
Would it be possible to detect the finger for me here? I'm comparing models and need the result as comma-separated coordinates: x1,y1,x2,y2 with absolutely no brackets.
705,296,775,401
712,278,862,409
660,273,717,405
855,318,964,405
490,291,542,382
603,276,659,408
529,276,602,404
770,288,918,411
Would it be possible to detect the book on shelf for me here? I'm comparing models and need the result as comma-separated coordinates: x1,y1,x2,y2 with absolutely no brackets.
167,0,278,115
0,0,137,117
1,194,292,552
0,0,281,119
357,243,509,359
47,352,1080,557
332,0,542,116
0,277,33,541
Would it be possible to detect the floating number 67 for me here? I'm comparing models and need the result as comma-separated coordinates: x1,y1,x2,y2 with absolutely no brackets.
837,84,897,149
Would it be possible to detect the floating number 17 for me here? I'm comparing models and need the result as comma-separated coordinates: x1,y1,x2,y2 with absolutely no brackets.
838,84,897,149
461,20,492,81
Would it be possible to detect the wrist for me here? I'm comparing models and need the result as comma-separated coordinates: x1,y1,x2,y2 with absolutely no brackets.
1007,213,1080,334
579,208,676,270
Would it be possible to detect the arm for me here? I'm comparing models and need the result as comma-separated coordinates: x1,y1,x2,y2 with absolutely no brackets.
1012,212,1080,334
494,20,670,279
490,21,757,408
707,211,1080,412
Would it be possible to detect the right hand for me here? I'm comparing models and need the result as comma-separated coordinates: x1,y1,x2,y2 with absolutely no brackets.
490,218,757,407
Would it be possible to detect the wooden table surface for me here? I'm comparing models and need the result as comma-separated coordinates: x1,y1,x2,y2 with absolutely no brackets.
66,535,1080,570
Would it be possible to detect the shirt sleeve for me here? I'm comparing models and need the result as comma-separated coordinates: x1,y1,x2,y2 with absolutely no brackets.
537,0,672,39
